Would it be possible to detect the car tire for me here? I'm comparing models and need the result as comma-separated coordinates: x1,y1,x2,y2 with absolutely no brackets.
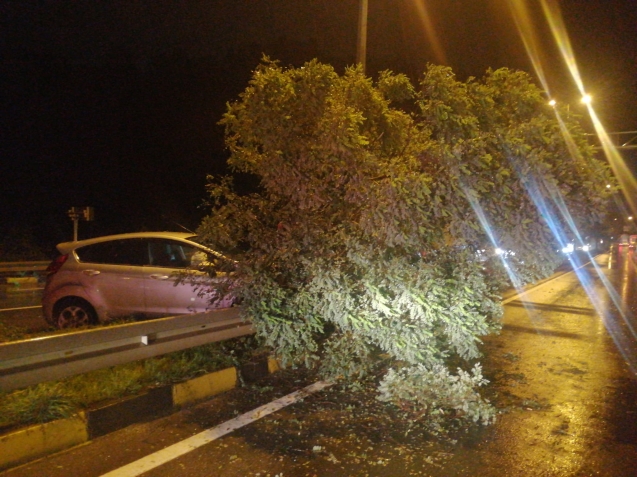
53,297,97,328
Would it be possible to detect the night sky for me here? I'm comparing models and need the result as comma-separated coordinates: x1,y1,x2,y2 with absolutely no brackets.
1,0,636,251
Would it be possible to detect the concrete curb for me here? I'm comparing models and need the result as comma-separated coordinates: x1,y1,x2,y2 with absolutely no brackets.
0,356,279,471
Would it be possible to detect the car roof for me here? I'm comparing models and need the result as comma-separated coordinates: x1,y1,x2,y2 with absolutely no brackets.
56,231,200,253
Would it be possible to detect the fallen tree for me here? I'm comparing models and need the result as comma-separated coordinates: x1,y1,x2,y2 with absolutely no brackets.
197,59,612,426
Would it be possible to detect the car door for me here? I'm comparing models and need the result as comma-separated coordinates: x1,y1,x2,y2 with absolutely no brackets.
73,238,148,317
142,239,226,315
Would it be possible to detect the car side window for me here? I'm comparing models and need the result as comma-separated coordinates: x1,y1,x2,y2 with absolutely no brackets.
76,242,113,264
76,239,148,266
148,240,199,269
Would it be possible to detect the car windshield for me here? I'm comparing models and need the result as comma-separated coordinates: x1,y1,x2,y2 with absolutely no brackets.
186,235,241,261
185,235,204,246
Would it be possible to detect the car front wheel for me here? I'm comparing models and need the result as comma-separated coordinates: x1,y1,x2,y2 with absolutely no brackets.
53,298,97,328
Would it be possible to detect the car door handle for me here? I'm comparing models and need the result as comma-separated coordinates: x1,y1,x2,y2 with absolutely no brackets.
83,270,101,276
150,274,170,280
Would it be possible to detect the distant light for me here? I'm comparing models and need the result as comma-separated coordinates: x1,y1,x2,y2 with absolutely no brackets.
548,99,557,107
629,216,634,221
581,94,592,104
606,184,611,189
582,245,590,252
562,243,574,254
495,248,504,255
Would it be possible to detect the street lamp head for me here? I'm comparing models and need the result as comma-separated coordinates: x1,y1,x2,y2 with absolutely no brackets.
581,94,592,104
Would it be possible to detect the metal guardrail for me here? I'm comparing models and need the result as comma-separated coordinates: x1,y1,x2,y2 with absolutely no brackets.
0,261,49,273
0,307,253,392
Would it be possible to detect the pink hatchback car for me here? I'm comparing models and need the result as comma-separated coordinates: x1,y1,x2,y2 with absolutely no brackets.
42,232,235,328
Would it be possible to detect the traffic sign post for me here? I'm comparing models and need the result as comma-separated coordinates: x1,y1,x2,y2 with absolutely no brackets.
67,207,95,241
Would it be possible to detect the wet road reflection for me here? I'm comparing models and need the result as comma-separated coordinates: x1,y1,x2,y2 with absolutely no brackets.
600,246,637,373
474,250,637,476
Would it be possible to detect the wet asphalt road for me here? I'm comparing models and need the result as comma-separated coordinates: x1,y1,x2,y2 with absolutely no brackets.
3,250,637,476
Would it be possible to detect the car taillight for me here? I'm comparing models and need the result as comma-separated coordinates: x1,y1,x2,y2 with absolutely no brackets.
46,254,69,275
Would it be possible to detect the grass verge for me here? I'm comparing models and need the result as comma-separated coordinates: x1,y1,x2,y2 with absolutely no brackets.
0,335,264,433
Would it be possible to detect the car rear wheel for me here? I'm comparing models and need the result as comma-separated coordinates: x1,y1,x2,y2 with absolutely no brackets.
53,298,97,328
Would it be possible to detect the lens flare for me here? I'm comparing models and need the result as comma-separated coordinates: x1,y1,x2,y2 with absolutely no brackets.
538,0,585,93
506,0,637,372
585,105,637,214
506,0,551,94
410,0,447,66
464,194,521,287
536,0,637,212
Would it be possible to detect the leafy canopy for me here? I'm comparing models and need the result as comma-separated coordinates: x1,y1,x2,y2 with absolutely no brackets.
198,59,612,423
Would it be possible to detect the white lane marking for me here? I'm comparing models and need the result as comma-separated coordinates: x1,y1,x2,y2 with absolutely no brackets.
100,380,333,477
0,305,42,312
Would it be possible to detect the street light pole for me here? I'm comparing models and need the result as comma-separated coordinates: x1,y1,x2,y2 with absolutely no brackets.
357,0,368,74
